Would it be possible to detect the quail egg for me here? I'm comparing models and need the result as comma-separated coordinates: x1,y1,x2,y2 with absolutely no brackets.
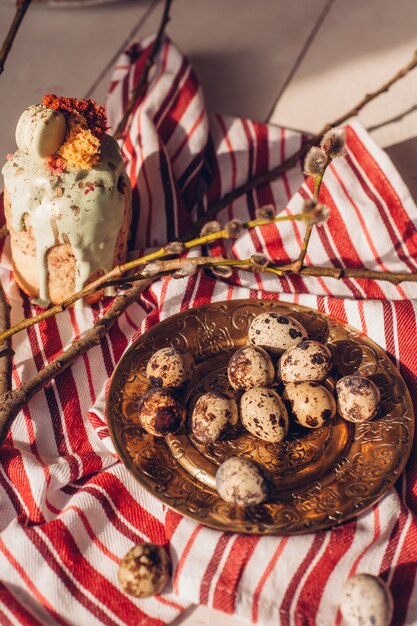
340,573,393,626
146,347,194,389
278,340,332,383
336,375,380,423
118,543,170,598
283,382,336,428
240,387,289,442
137,388,186,436
191,391,238,444
248,312,308,354
228,345,275,391
215,456,271,506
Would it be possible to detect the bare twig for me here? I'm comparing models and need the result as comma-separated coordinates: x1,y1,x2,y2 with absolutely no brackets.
286,265,417,285
128,256,417,286
0,279,151,445
0,281,12,398
185,48,417,237
113,0,173,139
0,0,32,76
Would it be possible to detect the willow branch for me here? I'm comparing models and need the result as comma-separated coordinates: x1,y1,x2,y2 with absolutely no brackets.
289,157,331,273
211,260,417,285
0,281,12,398
124,256,417,286
289,266,417,285
185,48,417,237
113,0,173,139
0,279,151,445
88,254,417,287
0,0,33,76
0,210,308,344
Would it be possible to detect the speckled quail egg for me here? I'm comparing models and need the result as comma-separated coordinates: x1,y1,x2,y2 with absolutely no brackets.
336,375,380,423
215,456,271,506
191,391,238,444
278,340,332,383
146,347,194,389
228,345,275,391
240,387,289,442
118,543,170,598
340,574,393,626
137,388,186,436
283,382,336,428
248,312,308,354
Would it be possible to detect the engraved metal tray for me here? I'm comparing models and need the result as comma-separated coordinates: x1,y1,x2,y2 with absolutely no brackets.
106,300,414,535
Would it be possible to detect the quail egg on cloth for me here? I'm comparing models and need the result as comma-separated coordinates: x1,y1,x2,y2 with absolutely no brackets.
146,347,194,389
283,382,336,428
228,345,275,390
137,388,186,436
278,340,332,383
336,375,380,423
248,312,308,354
215,456,271,506
191,391,238,443
118,543,171,598
240,387,289,442
340,573,393,626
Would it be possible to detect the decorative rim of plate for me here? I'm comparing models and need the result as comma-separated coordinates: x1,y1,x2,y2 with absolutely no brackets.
105,299,414,535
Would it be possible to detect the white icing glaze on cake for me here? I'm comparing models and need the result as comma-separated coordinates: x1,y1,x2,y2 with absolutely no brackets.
2,131,130,306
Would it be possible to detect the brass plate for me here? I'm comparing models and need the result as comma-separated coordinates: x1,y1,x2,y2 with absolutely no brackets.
106,300,414,535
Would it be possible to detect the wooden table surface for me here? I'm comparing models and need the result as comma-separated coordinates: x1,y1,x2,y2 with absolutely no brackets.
1,1,416,624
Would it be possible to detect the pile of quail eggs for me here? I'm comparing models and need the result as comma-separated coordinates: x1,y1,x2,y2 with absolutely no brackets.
137,311,381,508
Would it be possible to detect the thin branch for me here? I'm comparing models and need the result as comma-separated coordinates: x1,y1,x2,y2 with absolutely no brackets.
185,48,417,238
113,0,173,139
290,156,331,273
0,281,12,398
138,255,223,274
289,265,417,285
0,211,308,344
99,255,417,287
0,0,32,76
0,279,151,445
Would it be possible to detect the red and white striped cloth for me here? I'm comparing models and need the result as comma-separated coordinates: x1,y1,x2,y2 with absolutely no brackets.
0,35,416,626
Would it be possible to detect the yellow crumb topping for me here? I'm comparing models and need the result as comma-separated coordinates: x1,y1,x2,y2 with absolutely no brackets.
58,113,100,169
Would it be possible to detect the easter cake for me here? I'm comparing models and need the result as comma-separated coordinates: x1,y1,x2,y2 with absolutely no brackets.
2,95,132,305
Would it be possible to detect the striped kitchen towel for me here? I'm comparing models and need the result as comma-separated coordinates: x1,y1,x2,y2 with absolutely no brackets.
0,34,416,626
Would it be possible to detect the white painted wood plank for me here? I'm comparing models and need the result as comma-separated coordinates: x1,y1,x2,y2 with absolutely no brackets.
271,0,417,148
270,0,417,200
90,0,329,121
